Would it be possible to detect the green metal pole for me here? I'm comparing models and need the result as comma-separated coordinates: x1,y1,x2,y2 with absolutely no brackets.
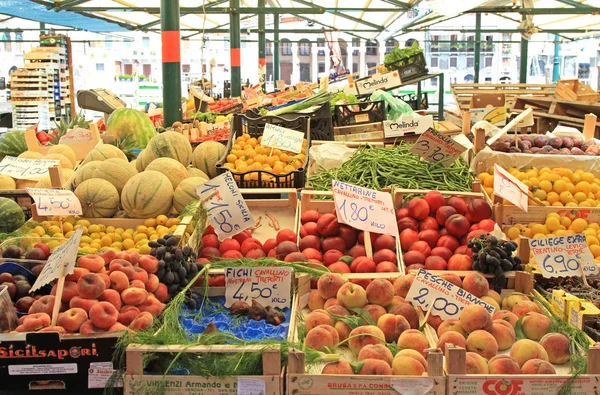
553,34,561,82
273,15,280,82
39,22,46,36
474,13,481,83
520,32,529,83
258,0,266,91
230,0,241,97
160,0,182,126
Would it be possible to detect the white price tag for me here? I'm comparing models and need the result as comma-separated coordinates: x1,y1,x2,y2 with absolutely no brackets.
0,156,60,181
493,164,529,212
30,227,83,293
237,377,266,395
406,268,495,319
331,180,397,237
225,267,293,309
196,173,254,241
409,128,468,167
530,233,598,278
38,102,52,131
26,188,83,216
261,123,304,154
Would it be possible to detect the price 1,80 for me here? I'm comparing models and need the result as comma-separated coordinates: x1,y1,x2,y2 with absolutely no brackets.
542,253,581,274
338,199,374,223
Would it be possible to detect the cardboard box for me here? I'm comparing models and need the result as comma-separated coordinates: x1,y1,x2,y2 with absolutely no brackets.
469,94,507,127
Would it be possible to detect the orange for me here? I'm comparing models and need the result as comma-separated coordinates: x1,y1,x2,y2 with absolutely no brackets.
279,153,289,163
283,165,295,173
539,180,553,193
272,164,284,174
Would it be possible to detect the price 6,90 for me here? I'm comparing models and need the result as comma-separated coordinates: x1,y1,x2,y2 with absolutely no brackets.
542,254,580,274
208,200,239,234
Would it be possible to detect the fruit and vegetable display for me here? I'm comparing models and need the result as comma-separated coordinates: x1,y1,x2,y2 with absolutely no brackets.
383,42,424,68
489,134,600,156
170,117,232,143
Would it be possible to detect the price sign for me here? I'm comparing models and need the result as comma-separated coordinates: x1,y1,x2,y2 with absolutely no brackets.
26,188,83,216
225,267,293,309
409,128,468,167
196,173,254,241
406,268,495,319
331,180,397,237
261,123,304,154
530,233,599,278
0,156,60,181
276,80,285,91
38,102,52,131
494,164,529,212
30,227,83,293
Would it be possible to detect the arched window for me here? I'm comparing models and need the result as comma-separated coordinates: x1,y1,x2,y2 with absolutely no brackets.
281,39,292,56
366,40,378,56
385,39,398,54
299,39,310,56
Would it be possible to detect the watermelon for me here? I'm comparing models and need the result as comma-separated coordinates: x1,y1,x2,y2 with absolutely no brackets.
0,197,25,233
106,108,157,149
0,131,27,160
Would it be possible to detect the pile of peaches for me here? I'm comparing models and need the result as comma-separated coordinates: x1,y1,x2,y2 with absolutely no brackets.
11,250,167,334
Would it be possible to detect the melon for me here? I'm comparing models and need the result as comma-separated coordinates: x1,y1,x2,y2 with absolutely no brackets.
43,153,73,170
37,168,74,189
145,158,188,189
193,141,226,178
74,178,120,218
71,161,103,188
174,176,209,213
105,108,157,149
144,131,192,168
83,144,128,164
16,179,37,189
135,151,146,172
0,197,25,232
121,171,173,218
187,167,208,179
62,168,74,181
48,145,77,167
0,175,16,190
93,159,137,194
18,151,44,160
0,130,27,160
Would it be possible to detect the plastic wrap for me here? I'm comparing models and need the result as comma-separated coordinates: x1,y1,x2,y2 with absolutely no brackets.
309,143,357,171
369,90,414,120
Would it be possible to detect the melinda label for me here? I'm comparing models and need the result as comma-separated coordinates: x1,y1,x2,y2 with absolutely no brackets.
529,233,598,278
383,115,434,138
225,267,293,309
0,156,60,181
354,70,401,95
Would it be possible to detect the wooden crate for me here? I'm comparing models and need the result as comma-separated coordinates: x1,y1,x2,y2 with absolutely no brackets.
23,124,102,161
450,83,556,113
333,122,385,142
555,79,599,102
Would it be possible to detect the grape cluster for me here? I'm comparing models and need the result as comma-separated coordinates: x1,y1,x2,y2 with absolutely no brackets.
149,235,203,298
468,235,522,292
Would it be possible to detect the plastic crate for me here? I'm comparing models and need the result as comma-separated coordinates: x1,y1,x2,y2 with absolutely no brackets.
397,92,429,110
0,190,32,221
215,114,310,189
386,52,428,81
334,100,386,127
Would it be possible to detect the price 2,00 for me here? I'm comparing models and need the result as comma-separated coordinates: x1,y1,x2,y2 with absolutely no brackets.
413,287,461,317
542,253,580,274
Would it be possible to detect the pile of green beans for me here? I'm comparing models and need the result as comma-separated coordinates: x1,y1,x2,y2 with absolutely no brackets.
308,143,473,192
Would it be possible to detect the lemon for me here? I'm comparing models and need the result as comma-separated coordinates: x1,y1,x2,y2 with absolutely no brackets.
144,218,157,228
90,242,102,250
134,233,147,243
110,233,122,243
47,240,61,250
48,225,61,235
110,242,123,249
99,235,112,246
136,225,148,235
139,244,152,254
122,232,133,240
545,216,560,231
506,227,520,240
64,230,74,238
41,235,51,243
74,224,89,234
34,226,46,236
88,224,100,234
149,233,160,241
122,239,135,250
90,232,101,240
571,218,588,233
114,227,125,235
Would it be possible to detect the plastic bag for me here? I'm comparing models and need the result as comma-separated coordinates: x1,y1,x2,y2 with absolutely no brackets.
309,143,357,171
369,90,414,121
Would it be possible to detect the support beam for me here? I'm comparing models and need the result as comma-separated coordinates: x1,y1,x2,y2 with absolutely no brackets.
383,9,433,40
65,6,325,14
519,26,528,83
290,14,369,41
171,28,381,34
470,7,600,14
380,0,411,9
474,13,481,83
39,22,46,35
230,0,241,97
555,0,593,7
160,0,182,125
273,15,280,82
553,35,561,82
54,0,92,10
290,0,383,30
258,0,266,91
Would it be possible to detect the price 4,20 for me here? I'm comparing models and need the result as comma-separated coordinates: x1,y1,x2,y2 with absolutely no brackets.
233,282,277,301
542,254,580,274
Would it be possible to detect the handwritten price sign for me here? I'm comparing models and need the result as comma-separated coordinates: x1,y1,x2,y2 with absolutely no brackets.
196,173,254,241
406,268,495,319
494,164,529,212
262,123,304,154
530,233,599,278
331,180,397,237
409,128,468,167
26,188,83,216
225,267,293,309
0,156,60,181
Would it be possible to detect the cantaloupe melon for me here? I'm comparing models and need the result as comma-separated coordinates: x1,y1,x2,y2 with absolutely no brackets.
145,158,188,189
48,145,77,167
36,168,75,189
144,131,192,168
16,179,37,189
62,168,74,181
17,151,44,160
173,176,209,213
193,141,226,178
43,153,73,170
83,144,128,164
187,167,208,179
72,161,103,188
135,151,146,172
121,171,173,218
93,159,138,194
0,175,16,190
75,178,120,218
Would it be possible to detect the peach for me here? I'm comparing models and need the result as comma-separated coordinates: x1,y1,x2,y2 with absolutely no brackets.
324,250,345,266
363,304,386,323
39,326,66,334
427,314,443,331
299,235,321,252
437,318,467,337
398,217,418,233
366,279,394,307
131,267,149,283
388,295,408,309
69,296,98,313
109,271,129,293
138,297,166,317
466,330,498,360
308,290,326,311
377,314,410,343
99,289,122,310
397,329,430,357
129,311,154,331
326,305,350,317
350,257,376,273
154,283,169,303
424,255,447,270
373,249,397,264
409,241,431,257
488,355,521,374
336,282,367,308
462,272,489,298
374,234,396,252
376,261,399,272
393,275,414,298
400,229,420,252
387,303,418,329
29,295,56,315
98,249,117,265
108,322,128,332
436,235,459,253
316,324,340,344
432,247,454,264
493,310,518,328
317,273,345,300
459,304,493,333
539,333,570,364
322,360,353,375
89,301,118,329
305,309,334,331
348,325,385,354
15,296,35,313
283,250,305,262
490,320,516,350
57,308,88,333
510,339,549,367
522,312,551,340
339,225,358,249
437,331,466,353
316,213,340,237
129,279,146,289
145,274,159,293
138,255,159,274
77,254,105,272
108,259,136,278
121,288,148,306
305,326,336,351
407,198,430,220
276,229,297,244
396,349,428,369
391,355,426,376
487,290,502,305
98,273,111,290
465,352,489,374
334,320,351,341
118,305,140,326
436,206,457,226
512,300,541,318
22,313,51,332
54,281,78,303
447,254,472,271
501,293,529,311
324,298,342,309
77,273,106,300
303,248,323,262
480,296,500,312
357,344,393,366
300,222,319,239
522,359,556,374
358,358,393,375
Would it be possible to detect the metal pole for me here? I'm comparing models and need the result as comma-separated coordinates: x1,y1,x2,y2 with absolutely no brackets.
258,0,266,91
273,15,280,82
230,0,241,97
474,13,481,83
40,22,46,35
160,0,182,125
553,34,561,82
520,20,529,83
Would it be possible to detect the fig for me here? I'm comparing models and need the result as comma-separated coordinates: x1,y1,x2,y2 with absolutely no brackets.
549,137,563,149
571,147,585,155
516,140,527,152
490,141,510,152
562,137,574,149
560,148,571,155
2,245,21,259
25,248,46,261
586,145,600,155
534,136,549,148
543,145,553,152
522,140,532,149
520,135,533,143
509,146,522,153
265,306,286,326
203,322,219,334
230,300,250,316
581,141,596,151
248,300,267,321
573,137,582,148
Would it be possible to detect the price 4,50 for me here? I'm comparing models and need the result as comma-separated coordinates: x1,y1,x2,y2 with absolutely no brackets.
233,282,277,301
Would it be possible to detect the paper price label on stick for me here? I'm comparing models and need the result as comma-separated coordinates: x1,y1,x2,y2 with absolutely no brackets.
225,267,293,309
406,268,495,319
409,128,468,167
0,156,60,181
30,227,83,293
530,233,599,278
196,173,254,241
494,164,529,212
261,123,304,154
331,180,397,237
26,188,83,216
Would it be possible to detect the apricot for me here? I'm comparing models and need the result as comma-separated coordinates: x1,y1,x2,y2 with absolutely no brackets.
539,333,570,364
321,360,353,375
317,273,345,300
459,304,493,333
466,330,498,360
348,325,385,354
510,339,549,367
397,329,430,357
305,326,336,351
357,358,392,375
437,318,467,337
358,344,393,366
393,275,414,298
437,331,466,354
522,312,551,340
462,272,489,298
365,279,394,307
305,309,333,332
336,282,367,308
488,355,521,374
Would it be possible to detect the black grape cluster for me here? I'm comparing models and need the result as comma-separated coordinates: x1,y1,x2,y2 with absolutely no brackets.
468,235,522,291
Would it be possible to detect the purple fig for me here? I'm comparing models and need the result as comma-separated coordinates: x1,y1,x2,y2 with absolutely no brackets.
248,300,267,321
549,137,563,149
571,147,585,155
534,136,549,148
562,137,574,149
203,322,219,334
265,306,285,326
230,301,250,316
573,137,582,148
